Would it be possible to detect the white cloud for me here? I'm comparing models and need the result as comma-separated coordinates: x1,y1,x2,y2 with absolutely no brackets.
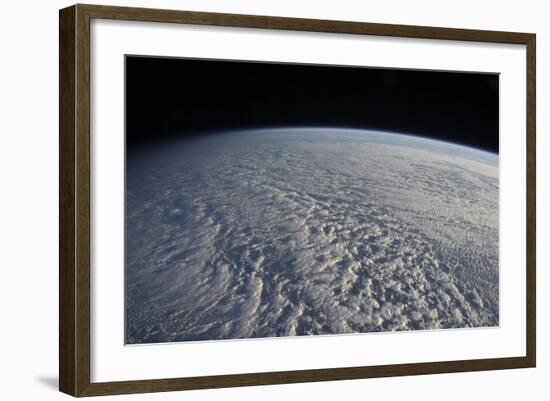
125,128,499,344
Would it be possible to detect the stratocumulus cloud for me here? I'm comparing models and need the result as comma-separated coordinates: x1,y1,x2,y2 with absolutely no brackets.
125,128,499,344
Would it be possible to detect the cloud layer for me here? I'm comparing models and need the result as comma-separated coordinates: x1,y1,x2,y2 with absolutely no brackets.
125,128,499,344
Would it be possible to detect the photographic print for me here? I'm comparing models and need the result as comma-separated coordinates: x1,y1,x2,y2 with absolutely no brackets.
125,56,499,345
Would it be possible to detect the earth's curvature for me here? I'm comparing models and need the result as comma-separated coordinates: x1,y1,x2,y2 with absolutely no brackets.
125,128,499,344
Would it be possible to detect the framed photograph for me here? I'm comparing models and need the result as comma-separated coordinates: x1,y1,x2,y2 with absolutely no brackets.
59,4,536,397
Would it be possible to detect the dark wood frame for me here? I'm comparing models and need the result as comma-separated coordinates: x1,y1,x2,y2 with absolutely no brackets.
59,3,536,397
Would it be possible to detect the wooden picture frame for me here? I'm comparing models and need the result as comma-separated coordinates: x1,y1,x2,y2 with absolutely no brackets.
59,3,536,397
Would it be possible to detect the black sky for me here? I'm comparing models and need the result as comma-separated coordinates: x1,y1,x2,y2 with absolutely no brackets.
126,56,499,153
